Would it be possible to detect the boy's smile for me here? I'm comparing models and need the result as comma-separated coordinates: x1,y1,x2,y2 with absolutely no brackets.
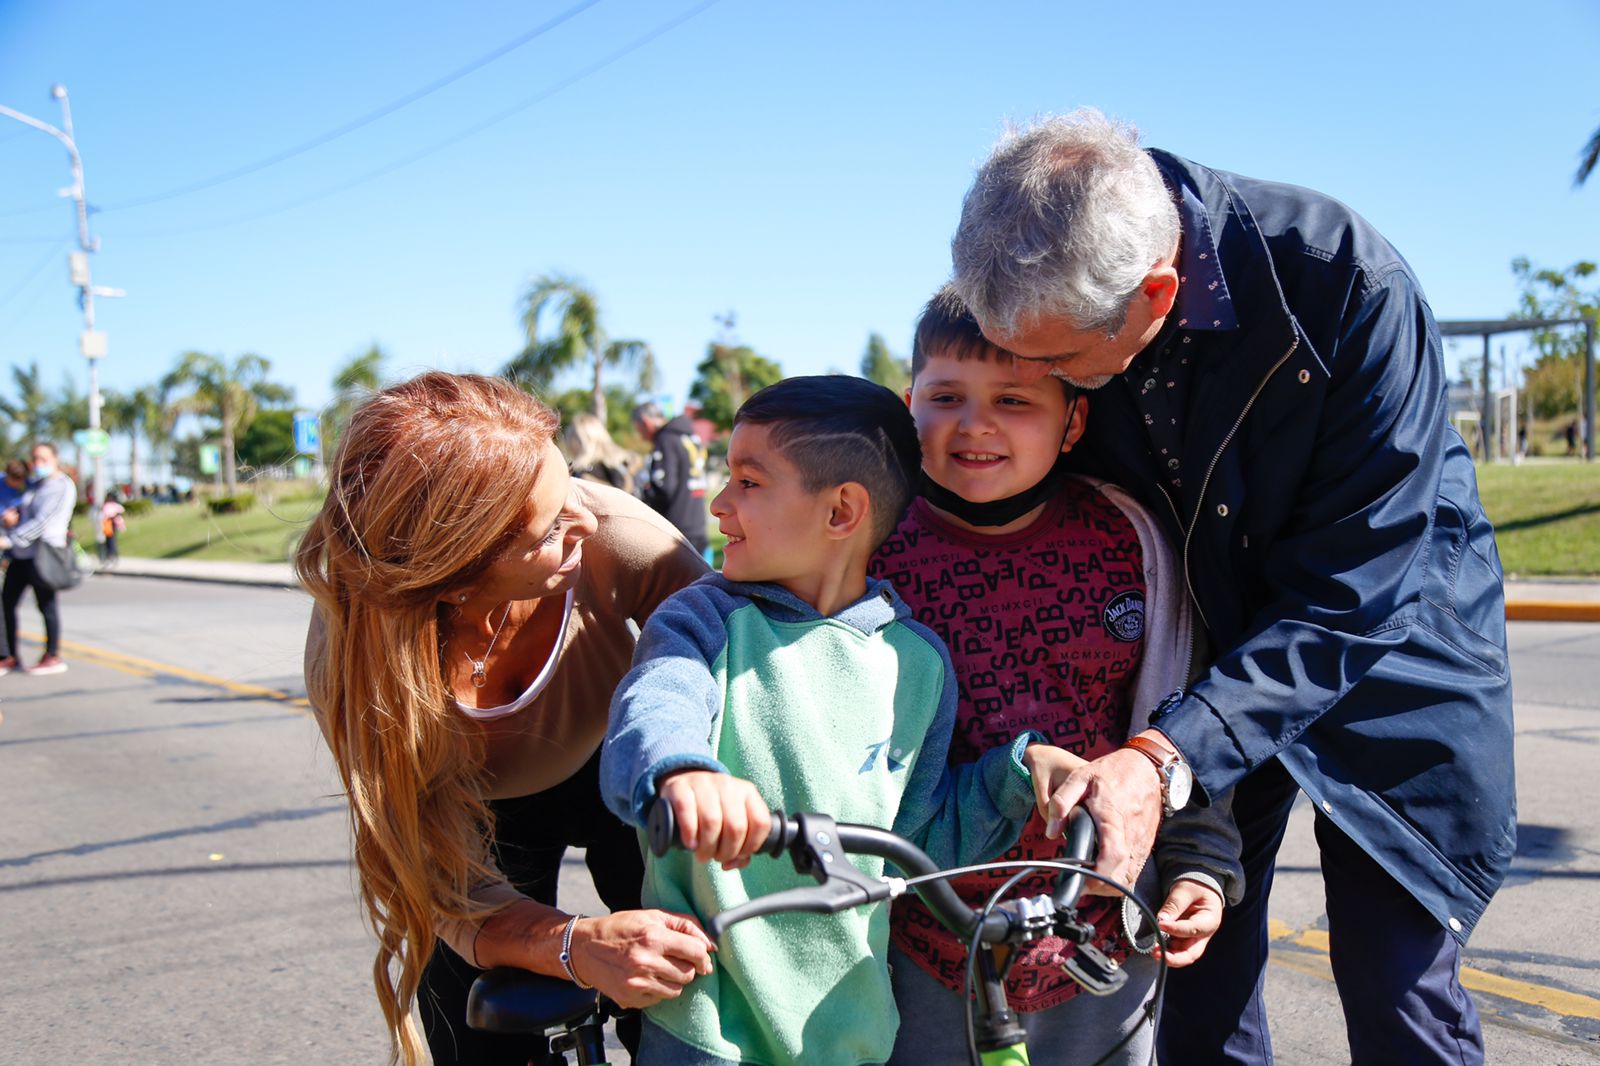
908,351,1086,520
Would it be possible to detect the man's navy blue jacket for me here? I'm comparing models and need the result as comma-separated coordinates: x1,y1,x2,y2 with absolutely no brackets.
1073,150,1516,942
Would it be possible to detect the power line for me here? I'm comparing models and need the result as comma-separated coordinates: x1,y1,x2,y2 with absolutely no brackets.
109,0,725,242
0,0,604,221
0,240,70,329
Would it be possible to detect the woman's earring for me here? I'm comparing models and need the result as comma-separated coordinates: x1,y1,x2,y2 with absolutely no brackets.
457,593,468,603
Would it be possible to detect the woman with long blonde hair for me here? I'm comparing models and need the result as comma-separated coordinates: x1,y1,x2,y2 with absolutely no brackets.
563,409,639,494
297,371,712,1065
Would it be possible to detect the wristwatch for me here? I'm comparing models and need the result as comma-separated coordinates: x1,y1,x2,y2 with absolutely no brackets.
1124,734,1194,816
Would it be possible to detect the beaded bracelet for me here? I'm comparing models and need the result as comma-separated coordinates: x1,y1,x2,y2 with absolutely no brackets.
559,914,591,989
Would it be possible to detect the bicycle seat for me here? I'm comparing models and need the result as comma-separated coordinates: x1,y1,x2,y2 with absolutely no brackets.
467,968,599,1034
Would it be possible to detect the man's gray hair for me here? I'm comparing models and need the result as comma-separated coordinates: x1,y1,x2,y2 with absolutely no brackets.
951,108,1179,336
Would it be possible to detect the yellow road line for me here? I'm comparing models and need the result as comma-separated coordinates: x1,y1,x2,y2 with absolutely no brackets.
19,634,1600,1022
1268,919,1600,1021
18,631,311,712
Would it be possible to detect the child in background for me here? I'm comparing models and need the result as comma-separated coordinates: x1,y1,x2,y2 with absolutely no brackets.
870,287,1243,1065
602,375,1085,1066
99,490,126,564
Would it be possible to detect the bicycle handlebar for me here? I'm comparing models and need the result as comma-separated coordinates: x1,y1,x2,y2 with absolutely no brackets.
647,801,1097,945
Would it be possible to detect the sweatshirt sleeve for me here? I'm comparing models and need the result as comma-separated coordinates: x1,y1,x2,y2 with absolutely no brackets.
600,583,730,827
889,618,1041,870
9,476,74,549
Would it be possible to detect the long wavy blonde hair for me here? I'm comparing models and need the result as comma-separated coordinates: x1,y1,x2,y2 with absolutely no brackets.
296,371,559,1064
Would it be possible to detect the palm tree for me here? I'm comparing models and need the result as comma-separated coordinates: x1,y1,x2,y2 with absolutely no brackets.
504,273,655,422
1579,123,1600,187
45,377,88,479
324,344,386,453
0,362,53,449
163,351,293,497
101,384,164,492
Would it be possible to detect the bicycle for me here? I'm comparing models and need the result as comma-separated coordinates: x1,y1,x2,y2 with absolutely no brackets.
468,801,1165,1065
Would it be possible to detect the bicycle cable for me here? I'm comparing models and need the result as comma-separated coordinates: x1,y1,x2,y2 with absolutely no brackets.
897,859,1166,1066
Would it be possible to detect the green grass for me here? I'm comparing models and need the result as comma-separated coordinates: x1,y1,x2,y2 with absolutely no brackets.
1476,460,1600,577
74,484,324,564
68,464,1599,578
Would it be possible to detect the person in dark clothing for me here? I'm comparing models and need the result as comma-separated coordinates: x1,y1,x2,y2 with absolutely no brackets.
631,401,710,554
949,108,1513,1065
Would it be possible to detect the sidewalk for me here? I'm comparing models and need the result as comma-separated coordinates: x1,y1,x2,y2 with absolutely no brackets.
92,557,1600,620
96,556,298,589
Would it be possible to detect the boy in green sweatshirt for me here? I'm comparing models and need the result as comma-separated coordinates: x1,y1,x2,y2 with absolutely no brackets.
602,375,1082,1066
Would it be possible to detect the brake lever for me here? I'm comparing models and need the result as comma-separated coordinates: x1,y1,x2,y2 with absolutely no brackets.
707,879,889,939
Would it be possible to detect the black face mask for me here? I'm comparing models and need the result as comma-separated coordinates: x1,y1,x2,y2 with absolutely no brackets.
919,395,1078,528
920,458,1069,527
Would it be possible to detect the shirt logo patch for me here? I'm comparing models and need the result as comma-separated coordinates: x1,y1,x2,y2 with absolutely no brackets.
1102,590,1145,643
860,739,910,774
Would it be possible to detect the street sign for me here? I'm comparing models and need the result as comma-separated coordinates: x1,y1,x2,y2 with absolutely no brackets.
198,443,221,476
292,413,320,455
79,330,107,358
72,427,111,457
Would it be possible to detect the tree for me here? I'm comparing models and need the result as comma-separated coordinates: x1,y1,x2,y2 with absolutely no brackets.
0,362,53,450
235,409,297,471
325,344,386,453
100,384,167,492
504,273,656,422
1510,258,1599,420
1578,122,1600,187
45,376,88,479
689,342,784,432
549,384,642,443
859,332,910,394
163,351,294,496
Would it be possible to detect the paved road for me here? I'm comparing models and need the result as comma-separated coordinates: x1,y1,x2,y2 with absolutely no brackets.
1,576,1596,1063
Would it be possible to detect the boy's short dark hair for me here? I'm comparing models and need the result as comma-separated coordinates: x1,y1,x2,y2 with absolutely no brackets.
734,375,921,548
4,459,27,482
912,285,1076,406
911,284,1009,379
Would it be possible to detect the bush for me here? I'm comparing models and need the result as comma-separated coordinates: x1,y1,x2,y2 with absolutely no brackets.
207,493,256,515
122,498,154,517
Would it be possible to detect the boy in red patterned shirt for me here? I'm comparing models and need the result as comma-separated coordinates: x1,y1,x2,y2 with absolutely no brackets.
869,287,1242,1064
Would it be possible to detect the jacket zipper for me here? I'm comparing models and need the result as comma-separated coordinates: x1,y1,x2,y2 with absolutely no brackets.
1181,336,1301,640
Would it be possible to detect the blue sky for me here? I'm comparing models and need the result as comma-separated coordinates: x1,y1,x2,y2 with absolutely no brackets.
2,0,1597,422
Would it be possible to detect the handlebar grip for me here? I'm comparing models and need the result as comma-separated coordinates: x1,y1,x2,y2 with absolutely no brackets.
646,799,787,858
1051,807,1098,909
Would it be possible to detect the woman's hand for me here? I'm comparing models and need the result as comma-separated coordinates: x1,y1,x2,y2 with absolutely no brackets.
568,909,716,1008
1154,879,1223,967
657,769,772,869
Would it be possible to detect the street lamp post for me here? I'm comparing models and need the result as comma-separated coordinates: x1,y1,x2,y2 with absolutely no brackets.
0,85,123,545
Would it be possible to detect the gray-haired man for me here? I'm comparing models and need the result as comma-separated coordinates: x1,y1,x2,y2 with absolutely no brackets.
950,109,1512,1064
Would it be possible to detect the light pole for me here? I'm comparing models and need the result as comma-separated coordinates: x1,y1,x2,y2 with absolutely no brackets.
0,85,123,544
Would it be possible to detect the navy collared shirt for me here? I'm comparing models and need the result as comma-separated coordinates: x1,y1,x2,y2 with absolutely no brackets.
1121,181,1238,514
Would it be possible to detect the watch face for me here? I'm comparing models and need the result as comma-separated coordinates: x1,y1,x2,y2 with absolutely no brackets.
1167,763,1194,812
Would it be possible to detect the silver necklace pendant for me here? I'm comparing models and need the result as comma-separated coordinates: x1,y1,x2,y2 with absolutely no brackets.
469,661,488,689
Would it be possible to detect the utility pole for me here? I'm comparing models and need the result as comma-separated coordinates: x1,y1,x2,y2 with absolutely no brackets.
0,86,123,544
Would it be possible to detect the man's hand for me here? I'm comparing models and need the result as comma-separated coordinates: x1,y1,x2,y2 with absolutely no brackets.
1040,741,1164,897
1155,879,1224,967
1,508,17,529
657,770,772,869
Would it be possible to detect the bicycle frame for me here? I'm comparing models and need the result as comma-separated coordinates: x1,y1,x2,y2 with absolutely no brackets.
649,803,1156,1066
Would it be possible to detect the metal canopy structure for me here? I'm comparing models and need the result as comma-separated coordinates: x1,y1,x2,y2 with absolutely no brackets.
1438,316,1595,461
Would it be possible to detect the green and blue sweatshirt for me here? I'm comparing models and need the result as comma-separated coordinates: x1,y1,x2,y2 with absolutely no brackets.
601,574,1039,1066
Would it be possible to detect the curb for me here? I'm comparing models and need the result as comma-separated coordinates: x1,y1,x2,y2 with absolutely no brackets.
90,566,299,591
87,566,1600,619
1505,601,1600,623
